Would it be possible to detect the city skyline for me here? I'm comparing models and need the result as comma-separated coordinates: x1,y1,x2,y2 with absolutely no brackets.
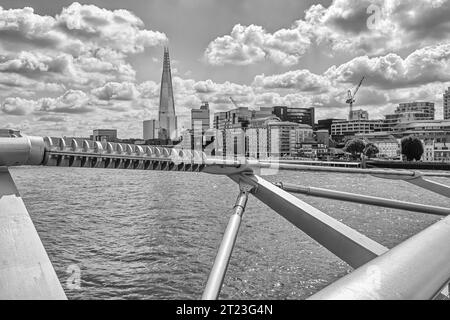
1,1,450,138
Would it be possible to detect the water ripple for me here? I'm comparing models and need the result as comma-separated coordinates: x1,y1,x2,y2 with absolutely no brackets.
9,167,445,300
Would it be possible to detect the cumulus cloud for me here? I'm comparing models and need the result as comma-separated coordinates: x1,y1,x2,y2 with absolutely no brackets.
0,51,67,73
1,90,93,115
0,3,167,97
56,2,167,54
92,82,140,101
204,0,450,65
138,80,160,99
1,97,38,115
39,90,94,114
325,43,450,89
204,24,311,66
253,69,330,92
0,3,167,55
38,115,67,122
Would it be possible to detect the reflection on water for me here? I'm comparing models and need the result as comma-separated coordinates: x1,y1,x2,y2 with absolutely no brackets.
10,167,446,300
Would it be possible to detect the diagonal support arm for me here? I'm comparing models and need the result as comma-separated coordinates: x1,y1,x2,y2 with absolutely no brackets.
230,174,388,269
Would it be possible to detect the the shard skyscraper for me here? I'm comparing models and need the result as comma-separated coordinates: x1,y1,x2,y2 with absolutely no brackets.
158,47,178,140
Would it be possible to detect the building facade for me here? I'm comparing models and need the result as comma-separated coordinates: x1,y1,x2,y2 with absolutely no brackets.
383,102,435,131
272,106,315,128
331,120,383,137
251,107,273,120
246,128,269,159
390,120,450,141
191,102,211,131
245,116,278,159
316,130,331,148
317,118,346,134
92,129,117,142
143,120,159,140
350,109,369,121
444,88,450,120
268,121,311,158
422,140,450,162
225,128,246,158
433,142,450,162
213,107,251,131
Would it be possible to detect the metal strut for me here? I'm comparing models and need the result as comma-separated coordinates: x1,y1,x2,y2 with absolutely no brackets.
275,182,450,217
202,181,254,300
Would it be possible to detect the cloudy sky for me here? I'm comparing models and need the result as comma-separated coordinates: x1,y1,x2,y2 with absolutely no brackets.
1,0,450,138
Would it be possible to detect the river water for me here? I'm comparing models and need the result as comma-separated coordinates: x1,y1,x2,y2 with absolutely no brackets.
9,167,448,300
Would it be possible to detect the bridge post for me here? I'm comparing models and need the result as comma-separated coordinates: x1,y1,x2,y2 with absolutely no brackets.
202,181,254,300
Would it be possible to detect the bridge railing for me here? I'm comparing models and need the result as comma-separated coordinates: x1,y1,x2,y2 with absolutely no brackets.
1,135,450,300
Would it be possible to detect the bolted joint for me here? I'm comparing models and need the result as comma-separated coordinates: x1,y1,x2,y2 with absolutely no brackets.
239,181,256,194
233,182,255,218
26,136,46,166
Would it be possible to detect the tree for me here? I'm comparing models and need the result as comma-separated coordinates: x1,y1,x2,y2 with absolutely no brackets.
401,136,424,161
364,143,379,159
344,139,365,159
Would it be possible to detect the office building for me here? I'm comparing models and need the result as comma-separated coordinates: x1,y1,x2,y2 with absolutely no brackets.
143,120,160,140
422,139,450,162
246,128,268,159
268,121,312,158
272,106,315,128
213,107,251,130
251,107,273,120
431,141,450,162
246,116,279,159
316,130,331,148
225,128,246,158
191,102,211,131
444,88,450,120
350,109,369,121
92,129,117,142
317,119,346,134
388,120,450,144
383,102,435,131
331,120,383,137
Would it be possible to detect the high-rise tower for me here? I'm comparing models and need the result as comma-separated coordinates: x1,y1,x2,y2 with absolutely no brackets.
158,47,177,140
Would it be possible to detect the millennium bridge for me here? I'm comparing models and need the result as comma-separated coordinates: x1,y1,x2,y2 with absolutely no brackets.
1,135,450,300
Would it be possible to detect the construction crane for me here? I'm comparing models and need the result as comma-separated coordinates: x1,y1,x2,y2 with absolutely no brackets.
346,76,365,121
229,97,239,109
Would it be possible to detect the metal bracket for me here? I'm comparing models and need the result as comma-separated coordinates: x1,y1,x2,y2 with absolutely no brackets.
238,179,256,195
